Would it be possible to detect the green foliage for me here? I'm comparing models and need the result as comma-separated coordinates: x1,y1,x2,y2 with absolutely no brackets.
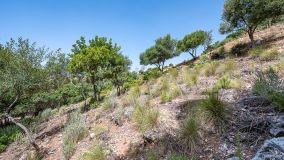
201,61,220,76
146,150,159,160
141,68,162,81
39,108,54,122
81,141,106,160
177,30,207,58
249,47,279,61
199,92,227,126
181,115,200,152
160,91,172,103
133,103,159,132
0,125,20,152
216,59,236,75
0,38,49,113
170,154,192,160
214,76,232,90
69,36,130,101
140,34,177,72
220,0,284,44
259,48,279,61
62,111,87,160
252,68,284,110
230,43,248,57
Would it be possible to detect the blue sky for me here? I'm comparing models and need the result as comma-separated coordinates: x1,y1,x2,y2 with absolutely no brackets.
0,0,225,70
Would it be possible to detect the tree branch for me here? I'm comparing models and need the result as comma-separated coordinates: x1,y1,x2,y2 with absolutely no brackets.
6,95,19,114
5,114,40,151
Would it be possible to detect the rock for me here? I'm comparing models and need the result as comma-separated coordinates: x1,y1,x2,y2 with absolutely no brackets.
123,106,134,120
227,157,239,160
143,130,163,143
219,89,239,103
269,115,284,137
90,132,95,139
252,137,284,160
238,96,270,108
270,127,284,137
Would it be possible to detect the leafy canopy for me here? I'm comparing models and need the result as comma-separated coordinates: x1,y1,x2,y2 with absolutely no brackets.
220,0,284,44
177,30,208,58
140,34,177,72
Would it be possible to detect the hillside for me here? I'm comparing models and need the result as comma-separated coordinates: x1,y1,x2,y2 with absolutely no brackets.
1,24,284,160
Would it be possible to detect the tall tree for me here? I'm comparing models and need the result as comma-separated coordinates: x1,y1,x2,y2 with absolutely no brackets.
0,38,48,151
45,49,70,89
140,34,177,72
110,53,132,96
68,36,122,101
177,30,207,59
219,0,284,46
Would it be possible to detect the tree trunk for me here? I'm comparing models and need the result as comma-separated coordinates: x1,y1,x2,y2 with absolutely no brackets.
7,95,19,114
6,114,40,151
248,30,255,47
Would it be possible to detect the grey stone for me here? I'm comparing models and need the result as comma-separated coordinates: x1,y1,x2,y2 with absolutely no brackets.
270,127,284,137
227,157,239,160
252,137,284,160
143,130,163,143
238,96,270,108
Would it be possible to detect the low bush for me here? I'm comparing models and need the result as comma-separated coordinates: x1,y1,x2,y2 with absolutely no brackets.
259,48,279,61
199,92,227,126
170,154,193,160
253,68,284,111
248,46,265,58
249,47,279,61
62,111,87,160
216,59,236,75
181,115,200,152
230,43,248,57
214,76,231,90
132,103,159,132
39,108,54,122
201,61,220,77
81,141,106,160
0,125,20,152
168,67,179,80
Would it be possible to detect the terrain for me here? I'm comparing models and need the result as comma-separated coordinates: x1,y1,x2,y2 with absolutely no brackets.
1,24,284,160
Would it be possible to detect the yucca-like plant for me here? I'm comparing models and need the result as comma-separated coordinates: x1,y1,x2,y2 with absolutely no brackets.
199,92,227,127
181,115,200,153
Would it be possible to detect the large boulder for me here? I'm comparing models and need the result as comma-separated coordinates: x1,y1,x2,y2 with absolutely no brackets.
252,137,284,160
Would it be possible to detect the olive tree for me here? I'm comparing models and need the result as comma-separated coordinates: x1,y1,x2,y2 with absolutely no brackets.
177,30,207,59
140,34,177,72
69,36,129,100
0,38,49,151
220,0,284,46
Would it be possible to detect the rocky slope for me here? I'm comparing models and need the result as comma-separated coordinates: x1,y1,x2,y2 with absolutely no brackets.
1,24,284,160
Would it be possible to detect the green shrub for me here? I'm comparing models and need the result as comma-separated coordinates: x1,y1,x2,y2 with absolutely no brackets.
249,47,279,61
252,68,284,110
160,91,172,103
214,76,231,90
0,125,20,152
62,111,87,160
199,92,227,126
142,68,162,81
81,142,106,160
202,61,220,76
146,150,159,160
181,115,199,152
259,48,279,61
216,59,236,75
170,154,193,160
168,67,179,79
133,104,159,132
230,43,248,57
39,108,54,122
248,46,265,58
